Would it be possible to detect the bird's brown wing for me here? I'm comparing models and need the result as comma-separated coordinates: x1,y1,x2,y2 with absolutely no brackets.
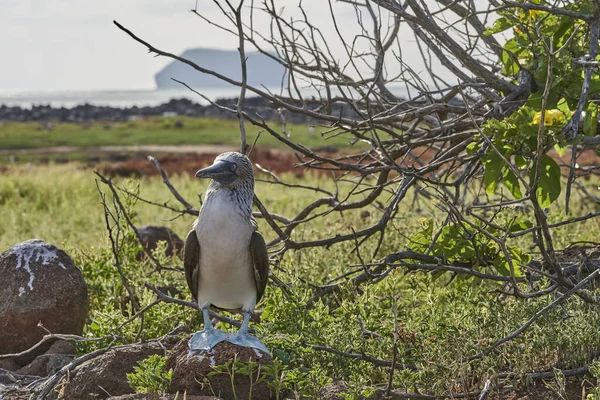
250,230,269,303
183,230,200,303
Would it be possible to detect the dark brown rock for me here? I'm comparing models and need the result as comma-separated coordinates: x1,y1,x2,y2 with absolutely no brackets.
137,226,184,260
45,353,75,375
46,339,76,356
11,340,76,377
9,338,69,368
14,354,48,376
167,336,273,399
0,240,88,355
17,354,62,376
54,339,178,400
0,358,19,372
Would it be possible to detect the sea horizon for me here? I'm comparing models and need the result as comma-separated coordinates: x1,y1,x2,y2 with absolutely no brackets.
0,84,412,110
0,87,255,109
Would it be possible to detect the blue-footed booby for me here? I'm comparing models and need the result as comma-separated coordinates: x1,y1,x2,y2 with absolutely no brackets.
184,152,270,354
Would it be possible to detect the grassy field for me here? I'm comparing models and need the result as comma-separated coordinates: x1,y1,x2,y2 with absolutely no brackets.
1,163,599,398
0,117,355,151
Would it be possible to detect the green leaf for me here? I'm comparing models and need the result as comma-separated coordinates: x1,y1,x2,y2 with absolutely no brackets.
274,349,292,365
554,143,567,157
509,219,533,233
515,155,528,169
493,258,510,276
503,168,523,198
557,97,570,115
502,39,520,76
507,249,526,277
509,246,531,274
527,90,559,111
466,141,480,155
584,102,598,136
552,17,572,48
485,17,513,35
530,155,562,208
590,75,600,96
483,152,504,195
408,219,434,253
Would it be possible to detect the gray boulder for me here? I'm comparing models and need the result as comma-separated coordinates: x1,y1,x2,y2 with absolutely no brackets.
0,240,88,354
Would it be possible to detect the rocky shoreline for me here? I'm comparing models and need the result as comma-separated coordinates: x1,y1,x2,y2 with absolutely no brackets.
0,96,354,124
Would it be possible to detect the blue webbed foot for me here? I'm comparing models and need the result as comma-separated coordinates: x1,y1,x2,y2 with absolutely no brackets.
226,332,270,355
188,328,229,352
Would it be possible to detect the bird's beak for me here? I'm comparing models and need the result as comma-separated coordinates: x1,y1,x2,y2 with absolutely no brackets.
195,161,237,185
195,161,229,178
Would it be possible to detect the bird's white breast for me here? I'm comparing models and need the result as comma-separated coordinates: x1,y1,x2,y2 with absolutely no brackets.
195,191,256,311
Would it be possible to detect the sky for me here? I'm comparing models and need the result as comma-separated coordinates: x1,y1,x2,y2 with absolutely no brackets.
0,0,361,92
0,1,495,93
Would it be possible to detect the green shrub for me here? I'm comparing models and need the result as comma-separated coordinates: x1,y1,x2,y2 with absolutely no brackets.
126,354,173,394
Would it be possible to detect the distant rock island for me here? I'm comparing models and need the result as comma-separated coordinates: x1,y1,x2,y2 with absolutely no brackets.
155,48,286,90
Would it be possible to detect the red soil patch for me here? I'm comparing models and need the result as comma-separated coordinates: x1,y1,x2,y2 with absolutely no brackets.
90,146,600,179
96,147,311,178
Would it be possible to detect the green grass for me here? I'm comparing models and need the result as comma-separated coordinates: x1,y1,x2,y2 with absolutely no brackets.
1,163,599,398
0,117,356,151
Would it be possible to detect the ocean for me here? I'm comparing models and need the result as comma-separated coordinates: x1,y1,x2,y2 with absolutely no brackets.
0,88,253,109
0,85,411,109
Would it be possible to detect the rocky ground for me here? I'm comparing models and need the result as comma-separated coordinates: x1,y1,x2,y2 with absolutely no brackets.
0,96,357,124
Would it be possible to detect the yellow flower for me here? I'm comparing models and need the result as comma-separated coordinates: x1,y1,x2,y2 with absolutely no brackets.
530,10,543,19
531,109,565,126
520,10,544,21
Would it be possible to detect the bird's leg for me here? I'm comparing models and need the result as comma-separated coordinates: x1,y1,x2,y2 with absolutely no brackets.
226,310,270,354
239,310,251,333
202,306,214,329
188,306,228,352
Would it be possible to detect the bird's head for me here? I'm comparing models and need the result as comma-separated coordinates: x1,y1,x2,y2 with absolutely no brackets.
195,152,254,188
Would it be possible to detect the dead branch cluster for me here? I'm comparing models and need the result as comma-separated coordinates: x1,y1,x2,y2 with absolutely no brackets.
115,1,599,303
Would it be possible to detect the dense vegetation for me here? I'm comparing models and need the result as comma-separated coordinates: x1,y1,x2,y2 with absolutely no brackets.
1,164,599,398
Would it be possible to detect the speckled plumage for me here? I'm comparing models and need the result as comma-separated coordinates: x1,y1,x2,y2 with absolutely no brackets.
184,152,269,312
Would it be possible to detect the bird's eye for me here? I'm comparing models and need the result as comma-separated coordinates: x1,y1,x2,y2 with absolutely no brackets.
231,164,237,171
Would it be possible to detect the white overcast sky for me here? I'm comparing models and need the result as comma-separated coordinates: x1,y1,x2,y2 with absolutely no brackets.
0,0,495,93
0,0,358,92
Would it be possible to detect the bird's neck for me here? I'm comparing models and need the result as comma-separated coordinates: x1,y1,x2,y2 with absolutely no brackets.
202,180,254,218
